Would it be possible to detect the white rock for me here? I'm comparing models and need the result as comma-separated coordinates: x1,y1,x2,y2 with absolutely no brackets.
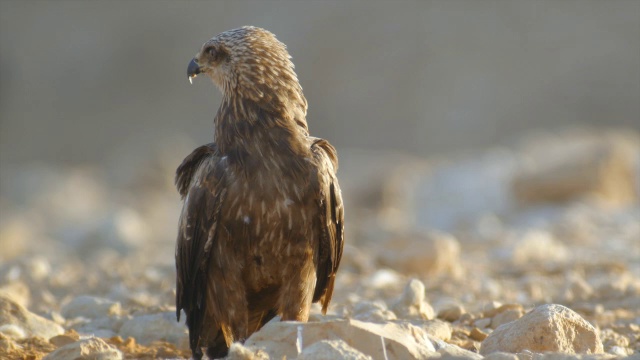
351,301,397,323
43,337,122,360
61,296,121,319
119,311,188,348
511,230,568,265
420,320,452,342
480,304,604,355
436,301,466,322
227,342,269,360
512,131,639,206
0,324,27,339
364,269,403,289
244,319,436,359
379,231,463,277
298,339,373,360
484,352,520,360
438,342,484,359
0,281,31,308
490,309,524,329
0,295,63,340
391,278,435,321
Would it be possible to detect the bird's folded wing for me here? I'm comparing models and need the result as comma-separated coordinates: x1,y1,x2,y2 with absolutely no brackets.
175,144,226,350
310,138,344,313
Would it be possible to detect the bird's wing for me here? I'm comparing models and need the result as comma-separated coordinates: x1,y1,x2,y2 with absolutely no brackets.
310,138,344,313
174,143,226,351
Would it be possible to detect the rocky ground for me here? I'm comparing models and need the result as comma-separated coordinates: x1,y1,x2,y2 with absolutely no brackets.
0,128,638,359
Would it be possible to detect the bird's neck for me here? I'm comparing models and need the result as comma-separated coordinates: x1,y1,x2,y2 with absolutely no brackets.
214,94,309,158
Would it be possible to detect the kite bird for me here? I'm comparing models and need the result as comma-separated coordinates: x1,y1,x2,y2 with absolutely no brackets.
175,26,344,359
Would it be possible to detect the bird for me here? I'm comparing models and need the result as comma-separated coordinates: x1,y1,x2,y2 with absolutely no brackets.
175,26,344,359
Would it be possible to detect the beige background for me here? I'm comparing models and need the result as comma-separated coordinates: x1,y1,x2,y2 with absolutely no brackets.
1,0,638,168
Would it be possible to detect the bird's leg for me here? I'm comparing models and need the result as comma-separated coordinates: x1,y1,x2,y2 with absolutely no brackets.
279,249,316,322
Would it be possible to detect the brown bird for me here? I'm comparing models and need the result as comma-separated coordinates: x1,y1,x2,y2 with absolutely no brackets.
175,26,344,359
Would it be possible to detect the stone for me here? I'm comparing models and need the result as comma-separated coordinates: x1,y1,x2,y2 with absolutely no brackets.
298,339,373,360
484,352,520,360
561,273,595,303
480,304,604,355
0,324,27,339
61,295,121,319
351,301,397,323
49,330,81,348
0,295,63,340
483,303,524,319
474,318,492,329
511,230,569,265
118,311,188,349
227,342,269,360
0,281,31,308
437,342,484,359
470,327,489,341
73,315,126,339
44,337,122,360
391,278,435,321
379,231,463,277
420,320,452,342
437,302,466,322
512,131,639,206
244,319,436,359
490,309,525,329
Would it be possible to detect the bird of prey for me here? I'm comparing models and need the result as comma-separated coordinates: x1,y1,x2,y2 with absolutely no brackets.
175,26,344,359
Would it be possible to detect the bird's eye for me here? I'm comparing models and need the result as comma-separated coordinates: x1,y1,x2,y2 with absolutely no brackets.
206,46,217,57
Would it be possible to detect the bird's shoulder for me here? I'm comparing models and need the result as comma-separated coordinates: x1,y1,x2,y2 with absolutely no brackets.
175,142,223,198
309,137,338,173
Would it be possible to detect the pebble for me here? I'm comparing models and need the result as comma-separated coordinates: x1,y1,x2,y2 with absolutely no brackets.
351,300,397,322
391,278,435,320
490,308,524,329
61,295,121,319
437,302,466,322
44,337,122,360
118,311,188,348
379,231,463,277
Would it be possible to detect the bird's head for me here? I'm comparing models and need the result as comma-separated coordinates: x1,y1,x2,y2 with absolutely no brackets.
187,26,306,116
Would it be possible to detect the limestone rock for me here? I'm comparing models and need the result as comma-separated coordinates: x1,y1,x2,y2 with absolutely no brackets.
379,231,463,277
480,304,604,355
244,319,436,359
511,230,568,265
437,302,466,322
298,339,373,360
44,337,122,360
227,342,269,360
512,131,639,206
49,330,81,348
391,278,435,321
351,301,397,323
0,281,31,308
118,311,188,349
484,352,520,360
61,296,121,319
490,308,525,329
419,320,452,342
0,295,63,340
438,342,484,359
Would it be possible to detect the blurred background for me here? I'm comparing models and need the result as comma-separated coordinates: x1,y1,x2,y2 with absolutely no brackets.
1,0,639,166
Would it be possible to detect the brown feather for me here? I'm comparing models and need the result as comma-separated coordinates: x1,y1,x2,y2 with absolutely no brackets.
176,26,344,359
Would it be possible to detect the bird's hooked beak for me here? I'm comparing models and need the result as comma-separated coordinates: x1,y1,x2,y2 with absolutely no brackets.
187,58,201,84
